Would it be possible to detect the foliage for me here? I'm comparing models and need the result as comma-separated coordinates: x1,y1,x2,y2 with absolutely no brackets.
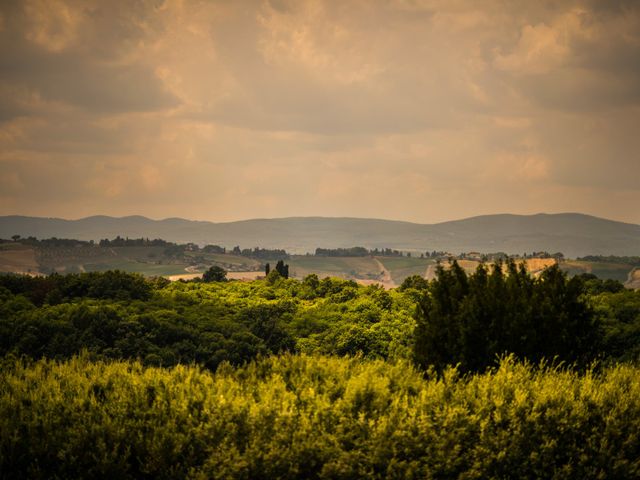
3,266,640,477
414,261,600,373
315,246,404,257
99,236,174,247
590,288,640,362
202,265,227,282
3,236,94,247
0,270,151,306
202,244,226,254
239,247,290,259
577,255,640,266
398,274,430,292
0,272,416,369
274,260,289,279
2,354,640,479
315,246,370,257
574,273,625,295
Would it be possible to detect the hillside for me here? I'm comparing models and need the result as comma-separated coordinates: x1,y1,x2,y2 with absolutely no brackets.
1,213,639,257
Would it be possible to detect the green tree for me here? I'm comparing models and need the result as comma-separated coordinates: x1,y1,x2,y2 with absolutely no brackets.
275,260,289,279
414,261,599,373
398,275,429,292
202,266,227,282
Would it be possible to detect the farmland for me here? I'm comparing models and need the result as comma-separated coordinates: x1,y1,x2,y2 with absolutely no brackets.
561,259,637,283
1,238,639,289
0,244,38,274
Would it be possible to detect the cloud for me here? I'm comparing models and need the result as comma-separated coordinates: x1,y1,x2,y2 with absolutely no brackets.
23,0,84,53
494,21,571,75
0,0,180,117
0,0,638,224
491,3,640,112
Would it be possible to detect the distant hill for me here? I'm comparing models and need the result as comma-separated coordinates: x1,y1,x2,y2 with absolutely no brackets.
1,213,639,258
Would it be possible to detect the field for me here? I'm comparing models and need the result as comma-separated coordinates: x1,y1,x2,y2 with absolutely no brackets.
1,241,638,288
375,256,434,285
86,261,190,276
0,244,39,274
0,243,264,278
287,255,437,287
288,255,384,281
182,251,262,271
626,268,640,289
561,260,635,283
523,257,557,274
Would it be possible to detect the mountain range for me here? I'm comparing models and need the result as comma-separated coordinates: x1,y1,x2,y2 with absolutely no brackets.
1,213,639,258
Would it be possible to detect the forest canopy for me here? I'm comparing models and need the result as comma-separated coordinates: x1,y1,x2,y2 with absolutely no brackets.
1,266,640,478
0,266,637,372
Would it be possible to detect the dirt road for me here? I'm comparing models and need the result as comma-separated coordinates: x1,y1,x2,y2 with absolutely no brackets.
368,258,395,289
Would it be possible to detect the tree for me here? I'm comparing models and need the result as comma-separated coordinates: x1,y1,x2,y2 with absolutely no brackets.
275,260,289,279
398,275,429,292
265,263,270,276
265,269,282,285
202,266,227,282
413,260,599,373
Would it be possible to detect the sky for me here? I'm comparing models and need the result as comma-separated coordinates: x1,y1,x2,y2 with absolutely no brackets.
0,0,639,225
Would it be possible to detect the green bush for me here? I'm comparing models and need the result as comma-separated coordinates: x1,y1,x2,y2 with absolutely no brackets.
2,354,640,479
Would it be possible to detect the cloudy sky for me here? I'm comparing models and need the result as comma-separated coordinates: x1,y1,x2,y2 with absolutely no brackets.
1,0,639,224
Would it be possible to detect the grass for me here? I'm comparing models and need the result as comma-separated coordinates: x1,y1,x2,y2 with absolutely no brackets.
8,242,635,285
195,252,262,269
562,260,634,282
32,246,264,276
83,261,189,276
376,256,434,285
288,256,382,279
0,246,39,273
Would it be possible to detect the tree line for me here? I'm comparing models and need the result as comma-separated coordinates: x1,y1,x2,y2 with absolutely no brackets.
315,247,406,257
1,264,639,374
577,255,640,265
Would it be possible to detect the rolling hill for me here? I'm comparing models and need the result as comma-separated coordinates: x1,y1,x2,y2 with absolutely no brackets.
1,213,639,258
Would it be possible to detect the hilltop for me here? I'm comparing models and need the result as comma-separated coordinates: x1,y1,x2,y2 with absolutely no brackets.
1,213,639,258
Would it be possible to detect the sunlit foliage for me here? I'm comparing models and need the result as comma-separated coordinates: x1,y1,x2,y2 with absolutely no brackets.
2,354,640,479
0,272,416,369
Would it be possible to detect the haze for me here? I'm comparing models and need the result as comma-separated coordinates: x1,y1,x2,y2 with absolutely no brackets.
1,0,639,224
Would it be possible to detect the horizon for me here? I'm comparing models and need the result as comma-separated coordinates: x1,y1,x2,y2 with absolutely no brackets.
2,211,640,227
1,1,639,224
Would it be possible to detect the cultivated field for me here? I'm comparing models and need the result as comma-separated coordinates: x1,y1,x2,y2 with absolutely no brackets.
375,256,434,285
627,268,640,289
1,241,637,287
288,255,383,281
561,260,635,282
0,244,39,274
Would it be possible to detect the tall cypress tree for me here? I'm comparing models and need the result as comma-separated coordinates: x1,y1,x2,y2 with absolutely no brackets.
274,260,289,279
